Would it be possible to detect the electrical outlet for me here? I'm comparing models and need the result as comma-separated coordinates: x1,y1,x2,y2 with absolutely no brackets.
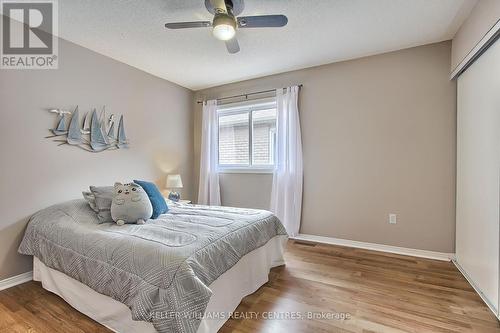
389,214,397,224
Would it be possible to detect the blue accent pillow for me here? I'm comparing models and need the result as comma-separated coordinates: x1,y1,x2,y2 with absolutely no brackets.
133,180,168,219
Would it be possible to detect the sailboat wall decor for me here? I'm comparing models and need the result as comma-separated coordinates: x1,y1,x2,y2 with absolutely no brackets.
45,106,130,153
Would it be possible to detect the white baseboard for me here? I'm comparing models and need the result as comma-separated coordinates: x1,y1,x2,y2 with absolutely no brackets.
292,234,454,261
0,271,33,291
452,259,499,320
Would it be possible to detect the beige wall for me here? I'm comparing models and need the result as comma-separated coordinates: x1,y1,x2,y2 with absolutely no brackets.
451,0,500,72
0,28,194,279
195,41,456,253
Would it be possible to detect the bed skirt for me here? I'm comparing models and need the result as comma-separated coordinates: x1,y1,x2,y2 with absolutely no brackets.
33,235,287,333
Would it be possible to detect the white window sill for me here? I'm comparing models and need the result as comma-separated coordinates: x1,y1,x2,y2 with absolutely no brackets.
218,168,274,174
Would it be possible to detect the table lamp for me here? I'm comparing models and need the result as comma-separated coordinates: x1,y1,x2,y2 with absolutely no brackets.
166,174,183,202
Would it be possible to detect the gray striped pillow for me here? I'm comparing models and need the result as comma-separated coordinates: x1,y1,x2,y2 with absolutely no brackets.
89,186,114,223
82,191,99,212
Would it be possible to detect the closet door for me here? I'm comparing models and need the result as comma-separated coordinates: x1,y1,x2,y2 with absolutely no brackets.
456,38,500,313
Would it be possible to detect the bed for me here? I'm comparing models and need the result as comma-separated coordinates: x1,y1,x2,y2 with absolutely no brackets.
18,199,288,333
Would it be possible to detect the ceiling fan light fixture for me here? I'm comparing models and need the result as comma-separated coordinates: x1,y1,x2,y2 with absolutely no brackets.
212,14,236,41
213,24,235,40
164,1,289,54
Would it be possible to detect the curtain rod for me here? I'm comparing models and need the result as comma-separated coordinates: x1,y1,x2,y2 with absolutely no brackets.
196,84,303,104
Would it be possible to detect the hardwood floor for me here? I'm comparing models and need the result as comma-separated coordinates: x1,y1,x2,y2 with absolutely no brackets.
1,240,499,332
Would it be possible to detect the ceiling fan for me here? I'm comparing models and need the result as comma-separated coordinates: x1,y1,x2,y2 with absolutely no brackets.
164,0,288,54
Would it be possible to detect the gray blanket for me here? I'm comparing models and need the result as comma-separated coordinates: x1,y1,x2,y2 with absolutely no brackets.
18,199,287,333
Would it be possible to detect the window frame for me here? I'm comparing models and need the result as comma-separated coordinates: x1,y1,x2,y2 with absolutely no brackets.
216,97,277,174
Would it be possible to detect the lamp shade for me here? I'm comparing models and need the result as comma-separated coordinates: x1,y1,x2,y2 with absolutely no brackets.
166,174,183,189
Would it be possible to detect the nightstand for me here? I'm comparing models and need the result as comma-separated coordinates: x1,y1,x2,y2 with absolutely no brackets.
164,197,192,205
177,199,192,205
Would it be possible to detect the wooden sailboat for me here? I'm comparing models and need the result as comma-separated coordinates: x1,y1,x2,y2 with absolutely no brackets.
117,115,128,149
107,122,115,140
90,110,110,151
99,106,108,134
80,111,91,134
51,115,68,136
66,107,83,145
106,114,115,140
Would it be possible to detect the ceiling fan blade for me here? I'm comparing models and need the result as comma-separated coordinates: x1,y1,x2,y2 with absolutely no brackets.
237,15,288,28
210,0,227,14
165,21,212,29
225,38,240,54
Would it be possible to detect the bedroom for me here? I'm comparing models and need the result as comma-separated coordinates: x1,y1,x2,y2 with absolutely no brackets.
0,0,499,332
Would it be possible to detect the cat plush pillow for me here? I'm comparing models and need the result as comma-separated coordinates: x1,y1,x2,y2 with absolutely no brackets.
111,182,153,225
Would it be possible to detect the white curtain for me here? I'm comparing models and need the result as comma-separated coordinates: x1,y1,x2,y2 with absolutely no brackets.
270,86,303,237
198,100,221,205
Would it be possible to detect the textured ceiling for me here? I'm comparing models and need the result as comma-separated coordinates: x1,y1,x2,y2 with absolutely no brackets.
54,0,477,90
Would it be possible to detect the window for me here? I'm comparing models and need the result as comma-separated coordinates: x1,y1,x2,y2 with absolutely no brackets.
217,98,277,172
